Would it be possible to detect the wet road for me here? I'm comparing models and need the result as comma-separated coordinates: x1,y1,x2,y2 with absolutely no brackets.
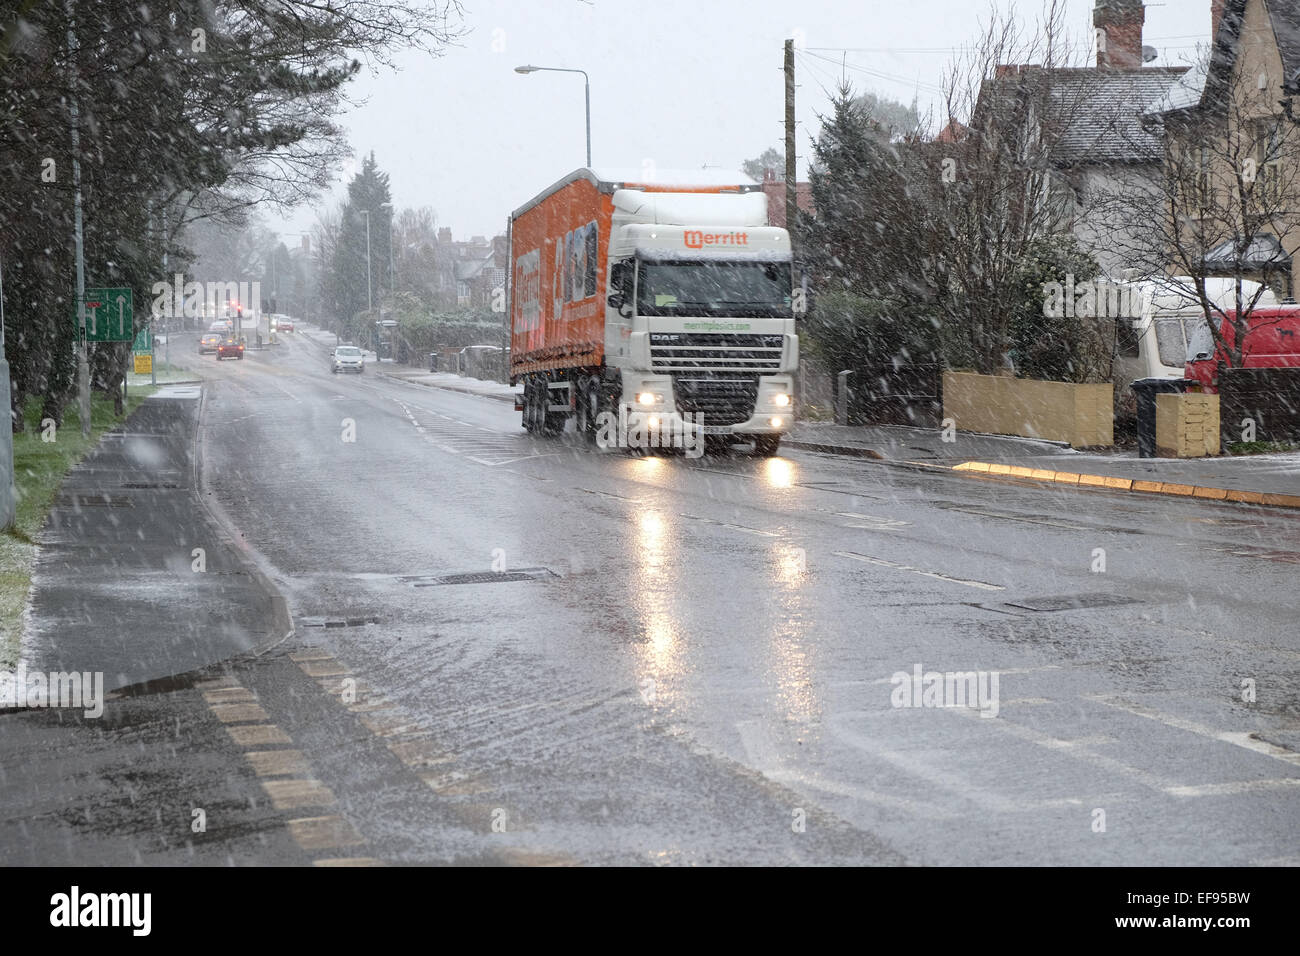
10,330,1299,866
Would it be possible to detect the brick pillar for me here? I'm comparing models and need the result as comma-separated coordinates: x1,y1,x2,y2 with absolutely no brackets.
1094,0,1145,69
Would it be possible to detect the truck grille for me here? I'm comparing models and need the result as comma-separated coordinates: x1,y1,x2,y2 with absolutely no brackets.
649,333,783,372
674,375,758,426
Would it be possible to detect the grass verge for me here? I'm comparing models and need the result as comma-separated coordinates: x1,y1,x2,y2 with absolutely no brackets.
0,390,154,668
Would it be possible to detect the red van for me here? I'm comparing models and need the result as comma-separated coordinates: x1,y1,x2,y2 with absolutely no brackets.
1184,305,1300,392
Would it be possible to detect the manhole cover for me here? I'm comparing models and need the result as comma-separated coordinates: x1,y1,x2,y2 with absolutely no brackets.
1003,593,1141,612
412,567,558,587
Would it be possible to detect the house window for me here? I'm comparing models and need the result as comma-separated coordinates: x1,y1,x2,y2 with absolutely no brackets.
1196,145,1215,210
1255,119,1285,207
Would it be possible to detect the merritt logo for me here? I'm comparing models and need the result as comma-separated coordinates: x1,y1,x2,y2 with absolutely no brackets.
684,230,749,249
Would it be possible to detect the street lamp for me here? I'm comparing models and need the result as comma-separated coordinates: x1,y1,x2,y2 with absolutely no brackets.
515,64,591,167
360,209,373,317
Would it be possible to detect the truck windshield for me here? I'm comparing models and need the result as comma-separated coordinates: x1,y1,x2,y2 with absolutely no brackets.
636,261,792,318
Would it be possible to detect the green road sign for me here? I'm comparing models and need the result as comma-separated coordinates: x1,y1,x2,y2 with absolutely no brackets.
78,287,133,342
132,328,152,351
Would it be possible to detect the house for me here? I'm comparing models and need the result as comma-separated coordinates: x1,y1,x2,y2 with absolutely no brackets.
1148,0,1300,299
429,229,508,311
759,167,815,228
963,0,1192,277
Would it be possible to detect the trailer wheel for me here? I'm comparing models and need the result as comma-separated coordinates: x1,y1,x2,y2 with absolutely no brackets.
577,380,601,444
542,383,566,436
523,377,541,434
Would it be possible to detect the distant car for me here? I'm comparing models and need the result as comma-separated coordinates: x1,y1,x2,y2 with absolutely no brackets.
277,319,294,333
217,337,245,360
332,345,364,373
209,319,234,334
199,332,222,354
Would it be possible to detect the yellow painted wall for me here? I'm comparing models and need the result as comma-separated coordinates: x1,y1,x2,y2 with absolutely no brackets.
943,371,1114,447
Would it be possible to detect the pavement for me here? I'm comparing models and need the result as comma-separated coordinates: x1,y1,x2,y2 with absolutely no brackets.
787,422,1300,506
2,384,287,699
3,328,1298,866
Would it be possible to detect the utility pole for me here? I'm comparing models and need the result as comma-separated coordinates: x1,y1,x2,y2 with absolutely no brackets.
68,2,90,436
784,38,804,412
0,256,15,529
153,206,164,385
362,209,372,317
784,38,797,248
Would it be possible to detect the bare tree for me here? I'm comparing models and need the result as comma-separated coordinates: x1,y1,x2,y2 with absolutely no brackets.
929,0,1095,374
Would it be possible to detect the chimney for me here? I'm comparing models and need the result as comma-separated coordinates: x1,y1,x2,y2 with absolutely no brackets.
1211,0,1226,39
437,227,452,244
1094,0,1145,69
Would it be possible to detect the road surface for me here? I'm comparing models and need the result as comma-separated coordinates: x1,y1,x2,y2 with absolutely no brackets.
3,330,1297,866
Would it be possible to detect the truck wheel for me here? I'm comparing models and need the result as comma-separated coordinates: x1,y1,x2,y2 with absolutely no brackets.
752,436,781,457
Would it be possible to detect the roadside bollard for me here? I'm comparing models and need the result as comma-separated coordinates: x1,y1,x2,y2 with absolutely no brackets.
836,370,853,425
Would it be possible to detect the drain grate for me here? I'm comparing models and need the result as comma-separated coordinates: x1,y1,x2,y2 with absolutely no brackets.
120,482,182,490
298,616,379,628
55,494,134,508
411,567,558,587
1003,593,1141,613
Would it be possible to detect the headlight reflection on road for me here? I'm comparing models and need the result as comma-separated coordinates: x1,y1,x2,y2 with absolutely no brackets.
633,509,685,695
763,457,794,488
767,542,820,729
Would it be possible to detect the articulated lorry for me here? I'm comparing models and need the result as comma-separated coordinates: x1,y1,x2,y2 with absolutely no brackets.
508,168,799,455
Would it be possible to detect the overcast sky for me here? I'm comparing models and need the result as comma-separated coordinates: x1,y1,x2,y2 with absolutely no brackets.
271,0,1216,242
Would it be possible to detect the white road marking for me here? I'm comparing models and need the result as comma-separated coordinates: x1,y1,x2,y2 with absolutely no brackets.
834,551,1005,591
1086,695,1300,769
945,704,1180,792
680,513,781,537
864,666,1061,686
1165,778,1300,798
835,512,911,531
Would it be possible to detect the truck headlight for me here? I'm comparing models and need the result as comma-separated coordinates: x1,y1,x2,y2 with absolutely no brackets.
636,392,663,406
769,417,784,428
771,393,791,407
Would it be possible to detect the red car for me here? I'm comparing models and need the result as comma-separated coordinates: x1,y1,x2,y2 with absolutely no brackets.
216,337,245,360
277,319,294,333
1184,305,1300,391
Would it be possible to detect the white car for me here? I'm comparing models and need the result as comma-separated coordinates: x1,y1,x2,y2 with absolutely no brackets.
332,346,364,374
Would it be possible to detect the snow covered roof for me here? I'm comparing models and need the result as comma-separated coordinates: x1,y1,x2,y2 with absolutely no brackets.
1203,234,1292,270
1144,62,1207,116
1044,68,1191,165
